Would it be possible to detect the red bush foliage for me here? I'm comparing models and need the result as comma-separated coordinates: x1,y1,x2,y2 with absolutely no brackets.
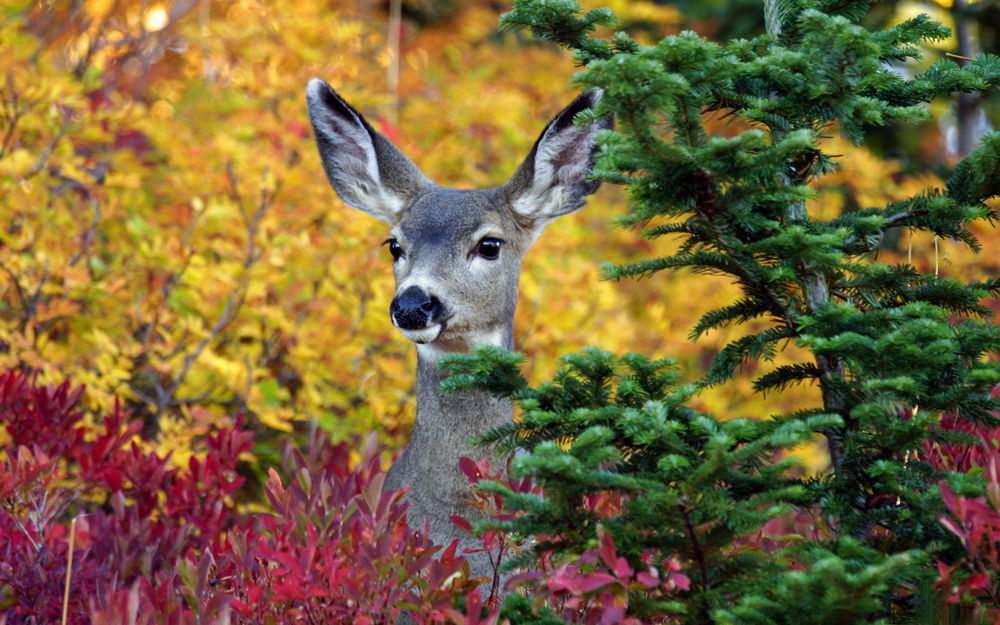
0,370,484,624
450,455,690,625
927,399,1000,618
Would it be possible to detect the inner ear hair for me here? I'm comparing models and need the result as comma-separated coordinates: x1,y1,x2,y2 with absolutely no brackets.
306,79,432,224
501,89,612,226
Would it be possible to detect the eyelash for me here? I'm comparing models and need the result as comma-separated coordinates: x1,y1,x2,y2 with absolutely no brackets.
384,238,403,261
383,237,505,262
475,237,503,260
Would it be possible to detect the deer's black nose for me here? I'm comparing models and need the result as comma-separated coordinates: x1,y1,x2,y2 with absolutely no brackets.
390,286,444,330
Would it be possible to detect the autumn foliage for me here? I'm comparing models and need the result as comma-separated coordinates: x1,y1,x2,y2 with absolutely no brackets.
0,369,483,622
0,369,698,623
0,0,702,460
2,0,994,466
3,0,1000,622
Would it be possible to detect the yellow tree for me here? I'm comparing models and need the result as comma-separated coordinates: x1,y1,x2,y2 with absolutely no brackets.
2,0,992,475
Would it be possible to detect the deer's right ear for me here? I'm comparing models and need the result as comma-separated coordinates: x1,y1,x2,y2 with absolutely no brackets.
306,79,431,225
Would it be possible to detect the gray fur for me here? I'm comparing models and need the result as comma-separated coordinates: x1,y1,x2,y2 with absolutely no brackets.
306,79,610,585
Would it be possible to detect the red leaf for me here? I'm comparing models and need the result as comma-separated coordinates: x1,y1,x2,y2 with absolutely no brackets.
376,117,403,146
961,573,991,591
458,457,482,482
441,538,461,560
450,515,473,533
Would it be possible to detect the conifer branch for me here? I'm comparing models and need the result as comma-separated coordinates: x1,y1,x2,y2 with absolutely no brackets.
679,503,714,625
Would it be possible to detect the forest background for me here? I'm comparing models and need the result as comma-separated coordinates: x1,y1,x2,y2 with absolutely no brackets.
2,0,1000,622
3,0,997,474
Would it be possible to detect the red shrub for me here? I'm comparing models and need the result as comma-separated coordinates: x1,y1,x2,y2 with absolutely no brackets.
450,456,688,625
0,371,488,624
926,395,1000,617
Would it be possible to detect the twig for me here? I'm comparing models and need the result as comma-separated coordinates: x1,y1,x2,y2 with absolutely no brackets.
150,171,274,421
841,210,928,254
61,517,78,625
154,291,243,418
387,0,402,125
0,76,24,159
680,504,713,625
68,197,101,267
132,203,203,369
934,236,940,276
25,263,52,333
0,260,29,325
25,116,71,180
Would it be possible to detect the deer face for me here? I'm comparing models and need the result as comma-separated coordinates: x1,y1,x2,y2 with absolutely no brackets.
306,80,611,356
384,188,523,351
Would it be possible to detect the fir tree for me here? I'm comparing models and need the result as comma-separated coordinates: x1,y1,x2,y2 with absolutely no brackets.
443,0,1000,622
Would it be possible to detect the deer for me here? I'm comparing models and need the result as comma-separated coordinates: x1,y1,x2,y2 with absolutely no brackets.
305,78,611,583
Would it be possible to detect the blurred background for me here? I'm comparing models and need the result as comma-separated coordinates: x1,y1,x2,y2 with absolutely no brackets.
1,0,997,472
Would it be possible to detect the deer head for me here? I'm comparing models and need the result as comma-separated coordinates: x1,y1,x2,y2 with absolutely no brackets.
305,80,611,359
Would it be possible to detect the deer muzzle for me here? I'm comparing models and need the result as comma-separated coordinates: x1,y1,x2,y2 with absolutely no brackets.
390,285,447,343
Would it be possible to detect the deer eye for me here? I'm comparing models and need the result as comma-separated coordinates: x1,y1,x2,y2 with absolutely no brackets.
385,238,404,261
476,237,503,260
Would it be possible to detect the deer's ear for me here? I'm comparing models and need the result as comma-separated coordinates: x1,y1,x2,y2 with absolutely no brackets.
306,79,432,225
500,89,613,230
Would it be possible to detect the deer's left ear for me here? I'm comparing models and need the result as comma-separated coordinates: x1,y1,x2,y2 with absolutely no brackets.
500,89,613,229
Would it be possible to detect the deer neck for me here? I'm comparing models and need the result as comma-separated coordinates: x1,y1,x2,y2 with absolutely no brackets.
379,325,515,582
410,324,515,458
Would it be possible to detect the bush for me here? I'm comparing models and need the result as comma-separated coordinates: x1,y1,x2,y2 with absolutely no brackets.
0,370,487,624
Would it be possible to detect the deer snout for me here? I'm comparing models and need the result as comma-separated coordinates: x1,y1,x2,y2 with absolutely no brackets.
390,285,446,331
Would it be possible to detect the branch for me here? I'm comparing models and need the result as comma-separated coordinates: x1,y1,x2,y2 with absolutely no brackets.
679,504,714,625
149,169,276,425
763,0,846,471
68,197,101,268
0,81,24,159
0,261,29,326
153,291,243,418
840,209,929,253
0,259,50,333
24,115,71,180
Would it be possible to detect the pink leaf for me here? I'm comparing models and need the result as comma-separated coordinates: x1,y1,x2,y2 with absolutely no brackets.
599,605,626,625
636,569,659,588
505,571,543,590
939,515,967,542
597,525,618,569
576,572,617,593
547,574,580,594
667,572,691,592
613,557,633,579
